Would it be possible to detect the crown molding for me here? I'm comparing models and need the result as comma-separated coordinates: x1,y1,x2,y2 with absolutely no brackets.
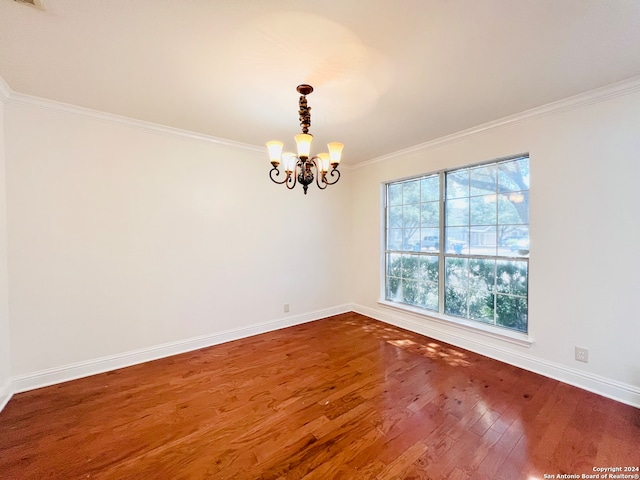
3,73,640,162
0,76,12,104
2,85,264,153
353,74,640,170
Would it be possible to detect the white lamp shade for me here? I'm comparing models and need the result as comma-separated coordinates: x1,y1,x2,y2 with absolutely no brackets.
317,153,330,173
295,133,313,158
266,141,283,165
282,152,297,173
328,142,344,165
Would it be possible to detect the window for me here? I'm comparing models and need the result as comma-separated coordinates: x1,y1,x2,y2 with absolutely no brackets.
385,156,529,334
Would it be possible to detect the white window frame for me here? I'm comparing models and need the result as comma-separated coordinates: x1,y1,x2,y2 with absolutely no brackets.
379,154,531,346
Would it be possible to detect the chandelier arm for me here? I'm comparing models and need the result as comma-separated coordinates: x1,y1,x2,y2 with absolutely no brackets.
285,161,302,190
323,167,341,186
285,169,297,189
269,166,290,185
311,159,328,190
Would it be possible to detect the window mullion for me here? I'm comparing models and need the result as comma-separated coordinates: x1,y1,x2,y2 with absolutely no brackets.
438,171,445,315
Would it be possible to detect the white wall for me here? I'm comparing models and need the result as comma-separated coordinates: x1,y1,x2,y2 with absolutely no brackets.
4,97,351,383
349,82,640,406
0,87,11,409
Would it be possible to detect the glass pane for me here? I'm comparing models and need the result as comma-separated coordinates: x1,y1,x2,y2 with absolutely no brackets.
445,226,469,254
498,192,529,225
421,201,439,227
402,279,420,305
387,228,402,251
498,158,529,193
470,164,497,196
388,205,402,229
419,255,439,283
419,282,439,311
496,260,528,296
386,276,401,302
403,180,420,204
498,225,529,257
470,195,497,225
445,257,468,288
496,295,528,332
403,204,421,229
421,176,440,202
446,198,469,227
420,228,440,252
469,290,494,323
401,254,420,279
469,226,497,256
402,203,421,251
388,183,403,206
402,228,421,251
445,286,468,317
446,170,469,199
387,253,402,277
469,258,495,292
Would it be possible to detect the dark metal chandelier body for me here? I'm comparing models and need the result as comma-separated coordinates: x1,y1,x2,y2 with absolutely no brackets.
267,85,343,194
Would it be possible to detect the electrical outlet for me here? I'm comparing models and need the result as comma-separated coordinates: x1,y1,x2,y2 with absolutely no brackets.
284,304,290,313
575,346,589,363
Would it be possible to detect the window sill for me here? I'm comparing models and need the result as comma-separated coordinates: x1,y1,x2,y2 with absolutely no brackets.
377,299,533,348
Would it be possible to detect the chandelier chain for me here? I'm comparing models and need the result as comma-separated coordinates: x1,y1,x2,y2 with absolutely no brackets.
298,95,311,134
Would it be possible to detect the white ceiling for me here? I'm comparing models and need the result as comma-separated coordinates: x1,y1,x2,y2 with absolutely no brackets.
1,0,640,164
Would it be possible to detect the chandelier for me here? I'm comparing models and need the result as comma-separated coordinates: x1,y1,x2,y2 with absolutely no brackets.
267,84,343,194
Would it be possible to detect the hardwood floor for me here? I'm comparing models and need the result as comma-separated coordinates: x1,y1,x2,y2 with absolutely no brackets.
1,312,638,479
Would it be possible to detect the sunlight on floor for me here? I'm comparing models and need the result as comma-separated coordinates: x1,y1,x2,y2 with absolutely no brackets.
387,338,471,367
350,318,472,366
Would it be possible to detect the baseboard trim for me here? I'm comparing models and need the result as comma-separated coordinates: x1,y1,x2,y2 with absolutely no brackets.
9,305,351,398
351,303,640,408
0,379,12,412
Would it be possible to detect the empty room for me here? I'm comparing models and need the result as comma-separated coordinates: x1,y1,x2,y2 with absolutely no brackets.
0,1,639,478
